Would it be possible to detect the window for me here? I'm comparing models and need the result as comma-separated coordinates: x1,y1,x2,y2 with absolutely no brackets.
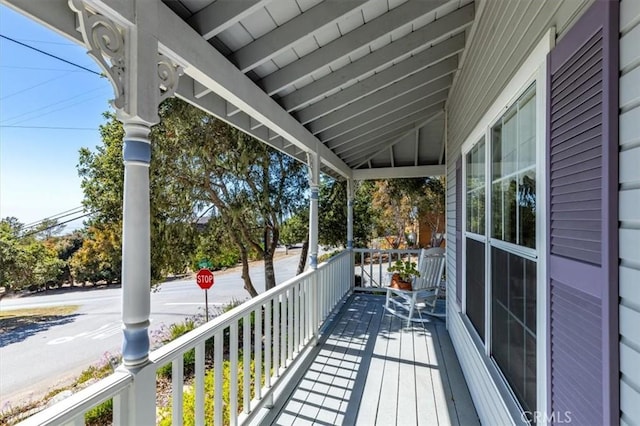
465,138,486,340
491,85,536,248
466,140,485,234
466,237,485,340
490,85,537,417
491,247,537,416
463,84,539,420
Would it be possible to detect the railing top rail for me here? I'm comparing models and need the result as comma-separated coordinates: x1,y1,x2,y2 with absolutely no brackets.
151,249,348,365
353,248,421,255
18,369,133,426
324,249,350,263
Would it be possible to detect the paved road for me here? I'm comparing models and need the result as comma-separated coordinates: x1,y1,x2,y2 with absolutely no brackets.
0,252,301,406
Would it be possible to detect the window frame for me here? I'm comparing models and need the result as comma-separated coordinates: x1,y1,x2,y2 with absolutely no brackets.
459,30,551,424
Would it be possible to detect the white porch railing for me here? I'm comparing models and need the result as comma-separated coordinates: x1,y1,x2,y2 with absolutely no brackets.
353,248,420,288
19,250,352,426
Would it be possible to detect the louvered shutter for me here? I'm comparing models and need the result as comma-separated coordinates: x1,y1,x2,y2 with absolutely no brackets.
547,1,618,425
456,156,462,305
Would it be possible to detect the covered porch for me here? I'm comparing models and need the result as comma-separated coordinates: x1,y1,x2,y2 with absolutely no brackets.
5,0,633,424
265,293,477,426
21,252,477,425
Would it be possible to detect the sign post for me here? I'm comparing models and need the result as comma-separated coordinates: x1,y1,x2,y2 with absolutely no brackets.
196,268,214,321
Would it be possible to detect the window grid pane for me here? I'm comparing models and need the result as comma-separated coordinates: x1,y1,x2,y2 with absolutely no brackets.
491,84,536,248
466,139,486,235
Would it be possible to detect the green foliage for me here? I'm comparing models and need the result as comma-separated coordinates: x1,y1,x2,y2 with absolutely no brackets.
155,318,201,378
319,179,377,248
0,218,64,291
318,250,342,263
77,110,199,283
153,98,308,293
158,359,260,426
193,216,242,270
77,100,307,294
387,259,420,282
84,399,112,426
69,224,121,284
280,208,308,247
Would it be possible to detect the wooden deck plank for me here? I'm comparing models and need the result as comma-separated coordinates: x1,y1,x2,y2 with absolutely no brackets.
352,300,391,425
327,300,375,425
294,295,372,424
414,322,440,425
269,294,479,426
293,309,358,422
434,322,480,425
397,323,418,424
423,321,453,425
316,300,374,425
375,313,403,425
275,302,354,422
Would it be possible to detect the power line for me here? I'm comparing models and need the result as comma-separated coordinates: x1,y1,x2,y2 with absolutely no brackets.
23,206,85,228
21,212,92,238
0,87,108,125
0,71,73,100
0,65,83,72
11,38,75,46
4,92,108,126
0,125,98,131
0,34,102,76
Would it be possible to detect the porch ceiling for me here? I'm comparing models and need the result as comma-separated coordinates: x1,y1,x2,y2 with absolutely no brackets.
2,0,476,179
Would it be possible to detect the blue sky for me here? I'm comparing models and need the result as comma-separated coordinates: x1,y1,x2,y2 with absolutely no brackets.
0,5,112,228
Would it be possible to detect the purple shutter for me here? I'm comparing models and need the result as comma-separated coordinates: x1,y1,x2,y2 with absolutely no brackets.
547,1,619,425
456,156,462,305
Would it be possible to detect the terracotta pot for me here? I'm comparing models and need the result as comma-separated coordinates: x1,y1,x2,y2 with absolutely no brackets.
390,273,412,291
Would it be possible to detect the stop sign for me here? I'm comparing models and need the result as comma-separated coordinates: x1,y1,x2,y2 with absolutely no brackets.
196,268,214,290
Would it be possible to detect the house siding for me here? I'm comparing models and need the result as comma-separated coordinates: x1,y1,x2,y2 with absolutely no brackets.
619,0,640,424
547,2,619,422
446,0,592,302
445,1,593,424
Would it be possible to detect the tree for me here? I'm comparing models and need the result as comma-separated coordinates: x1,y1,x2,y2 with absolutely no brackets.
383,177,446,248
51,230,84,286
280,208,309,274
371,180,414,249
318,179,378,249
31,218,66,240
78,99,307,296
0,218,63,291
78,111,198,283
154,99,307,294
70,224,121,285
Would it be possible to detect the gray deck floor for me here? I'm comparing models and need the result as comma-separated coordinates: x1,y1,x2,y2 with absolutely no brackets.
269,294,479,426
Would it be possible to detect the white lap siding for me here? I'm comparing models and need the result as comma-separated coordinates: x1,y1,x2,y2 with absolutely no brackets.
619,0,640,424
444,0,592,424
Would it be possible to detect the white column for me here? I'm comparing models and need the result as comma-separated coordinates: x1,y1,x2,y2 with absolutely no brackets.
308,152,320,270
347,179,355,290
70,1,181,423
307,152,320,345
347,179,354,250
120,121,153,367
70,0,181,370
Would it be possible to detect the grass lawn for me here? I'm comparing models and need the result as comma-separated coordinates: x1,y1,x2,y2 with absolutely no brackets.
0,305,80,334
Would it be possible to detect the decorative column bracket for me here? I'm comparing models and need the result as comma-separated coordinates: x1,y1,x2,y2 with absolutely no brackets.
68,0,183,116
69,0,126,109
157,53,183,105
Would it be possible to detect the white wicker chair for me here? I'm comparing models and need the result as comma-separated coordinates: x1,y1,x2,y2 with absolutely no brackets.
384,247,446,325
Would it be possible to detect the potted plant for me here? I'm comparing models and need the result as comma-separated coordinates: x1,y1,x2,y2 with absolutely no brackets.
387,259,420,291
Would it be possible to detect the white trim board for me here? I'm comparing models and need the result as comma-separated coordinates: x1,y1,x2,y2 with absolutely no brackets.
452,28,555,425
